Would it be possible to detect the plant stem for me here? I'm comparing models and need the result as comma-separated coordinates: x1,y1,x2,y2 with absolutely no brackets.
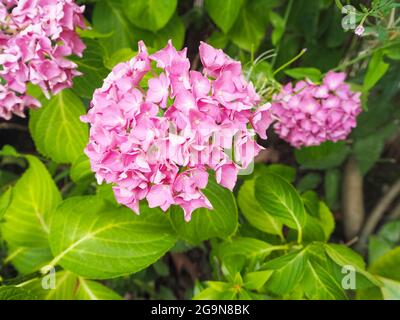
273,48,307,76
332,40,400,72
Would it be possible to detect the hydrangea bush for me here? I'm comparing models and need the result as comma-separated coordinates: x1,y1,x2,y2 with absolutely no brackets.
0,0,399,301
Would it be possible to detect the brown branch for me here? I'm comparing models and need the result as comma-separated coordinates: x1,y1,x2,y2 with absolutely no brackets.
0,123,28,131
342,156,365,241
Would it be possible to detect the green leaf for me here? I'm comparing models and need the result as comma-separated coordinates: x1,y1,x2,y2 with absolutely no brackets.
368,236,393,265
378,276,400,300
132,14,185,50
264,164,296,183
22,271,78,300
370,247,400,282
193,282,238,300
228,0,271,52
218,237,278,261
29,90,88,164
104,48,137,69
123,0,177,32
353,123,397,174
303,260,347,300
21,271,123,300
238,179,283,237
93,0,134,54
205,0,244,33
48,196,177,279
263,249,307,295
296,173,321,193
5,245,53,274
269,11,285,46
0,187,12,220
295,141,350,170
70,154,93,184
1,156,61,249
324,244,381,287
75,278,122,300
324,169,341,210
0,286,37,300
207,31,229,49
244,270,273,290
71,38,109,99
255,173,307,235
284,68,322,83
169,178,238,244
378,220,400,246
318,201,335,240
363,51,389,92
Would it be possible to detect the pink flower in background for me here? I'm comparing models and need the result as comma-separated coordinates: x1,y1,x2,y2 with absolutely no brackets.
271,71,362,148
82,40,271,220
0,0,85,120
355,25,365,36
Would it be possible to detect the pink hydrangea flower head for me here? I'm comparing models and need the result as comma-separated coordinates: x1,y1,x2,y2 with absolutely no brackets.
271,71,362,148
83,40,272,220
0,0,86,120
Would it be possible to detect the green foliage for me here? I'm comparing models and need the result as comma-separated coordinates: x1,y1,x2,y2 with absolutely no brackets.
295,141,350,170
205,0,244,34
49,196,177,279
255,172,307,239
123,0,177,32
29,90,88,164
1,155,61,273
169,178,238,244
284,67,322,82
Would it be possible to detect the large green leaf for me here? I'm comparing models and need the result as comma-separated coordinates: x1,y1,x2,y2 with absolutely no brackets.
48,196,177,279
363,51,389,92
132,14,185,50
263,249,308,295
1,156,61,251
75,278,122,300
218,237,278,261
378,276,400,300
0,286,37,300
169,178,237,244
228,0,271,52
295,141,350,170
353,123,397,174
123,0,177,32
255,173,307,238
93,0,134,54
238,179,283,237
303,260,347,300
21,271,122,300
71,38,109,99
70,154,93,184
5,245,53,275
370,247,400,282
324,244,381,288
205,0,244,33
284,68,322,82
29,90,88,164
22,271,78,300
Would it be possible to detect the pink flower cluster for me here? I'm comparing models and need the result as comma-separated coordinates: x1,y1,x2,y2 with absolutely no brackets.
0,0,85,120
271,71,362,148
82,41,272,220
